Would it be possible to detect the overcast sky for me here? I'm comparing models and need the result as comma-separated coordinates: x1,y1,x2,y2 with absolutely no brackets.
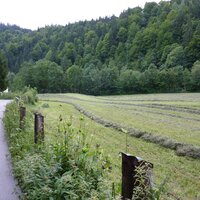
0,0,161,30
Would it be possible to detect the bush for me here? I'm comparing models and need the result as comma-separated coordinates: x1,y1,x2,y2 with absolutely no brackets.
21,87,38,105
0,87,38,105
0,91,16,99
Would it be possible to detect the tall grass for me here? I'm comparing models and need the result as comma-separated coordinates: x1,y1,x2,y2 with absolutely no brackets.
4,102,113,199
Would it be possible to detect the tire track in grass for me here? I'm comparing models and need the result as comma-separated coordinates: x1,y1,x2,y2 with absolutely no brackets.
97,97,194,102
110,104,200,122
40,94,200,115
104,102,200,115
145,103,200,115
55,95,200,123
42,99,200,160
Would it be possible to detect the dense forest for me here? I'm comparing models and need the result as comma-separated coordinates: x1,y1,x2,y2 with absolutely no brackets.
0,51,8,91
1,0,200,94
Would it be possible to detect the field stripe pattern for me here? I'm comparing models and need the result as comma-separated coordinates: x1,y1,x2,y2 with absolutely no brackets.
41,96,200,159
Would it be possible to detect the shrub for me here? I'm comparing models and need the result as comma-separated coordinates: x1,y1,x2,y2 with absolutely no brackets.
0,87,38,105
0,91,16,99
21,87,38,105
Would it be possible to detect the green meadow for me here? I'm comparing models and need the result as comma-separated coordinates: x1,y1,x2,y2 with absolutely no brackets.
37,93,200,199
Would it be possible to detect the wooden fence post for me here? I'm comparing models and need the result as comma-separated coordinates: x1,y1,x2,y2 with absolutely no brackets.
121,153,153,200
34,113,44,144
19,106,26,129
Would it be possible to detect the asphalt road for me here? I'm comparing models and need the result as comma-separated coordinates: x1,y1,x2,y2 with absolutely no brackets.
0,100,21,200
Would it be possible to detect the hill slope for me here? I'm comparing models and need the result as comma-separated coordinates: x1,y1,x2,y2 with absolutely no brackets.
1,0,200,94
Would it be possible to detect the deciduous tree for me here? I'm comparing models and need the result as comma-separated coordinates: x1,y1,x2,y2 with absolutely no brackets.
0,51,8,92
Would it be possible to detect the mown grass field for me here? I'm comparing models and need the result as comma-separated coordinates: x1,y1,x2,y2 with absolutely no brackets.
37,93,200,199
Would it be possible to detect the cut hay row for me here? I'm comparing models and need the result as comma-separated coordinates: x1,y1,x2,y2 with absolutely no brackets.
97,93,200,102
43,99,200,160
103,102,200,115
41,94,200,115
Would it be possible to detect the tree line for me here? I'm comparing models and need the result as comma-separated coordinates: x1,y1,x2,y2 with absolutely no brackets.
1,0,200,94
9,59,200,95
0,51,8,92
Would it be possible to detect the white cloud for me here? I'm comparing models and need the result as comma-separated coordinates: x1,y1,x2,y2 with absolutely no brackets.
0,0,161,30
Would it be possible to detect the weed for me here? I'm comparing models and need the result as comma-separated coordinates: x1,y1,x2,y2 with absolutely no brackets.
4,102,113,199
132,163,167,200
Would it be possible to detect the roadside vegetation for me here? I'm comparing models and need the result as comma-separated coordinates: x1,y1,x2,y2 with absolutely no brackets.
3,96,113,199
1,0,200,199
4,92,199,199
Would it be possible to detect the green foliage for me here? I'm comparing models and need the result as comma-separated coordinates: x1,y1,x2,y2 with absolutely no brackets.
164,45,185,68
4,102,112,199
119,70,142,93
132,163,167,200
2,0,200,94
64,65,83,93
11,60,63,93
0,87,38,104
99,66,119,95
0,51,8,92
191,60,200,91
0,91,16,99
21,87,38,105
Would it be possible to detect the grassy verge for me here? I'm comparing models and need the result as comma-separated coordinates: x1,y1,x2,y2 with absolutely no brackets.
4,101,113,200
4,92,200,199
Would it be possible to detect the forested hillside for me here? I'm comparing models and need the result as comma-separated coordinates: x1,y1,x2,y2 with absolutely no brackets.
1,0,200,94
